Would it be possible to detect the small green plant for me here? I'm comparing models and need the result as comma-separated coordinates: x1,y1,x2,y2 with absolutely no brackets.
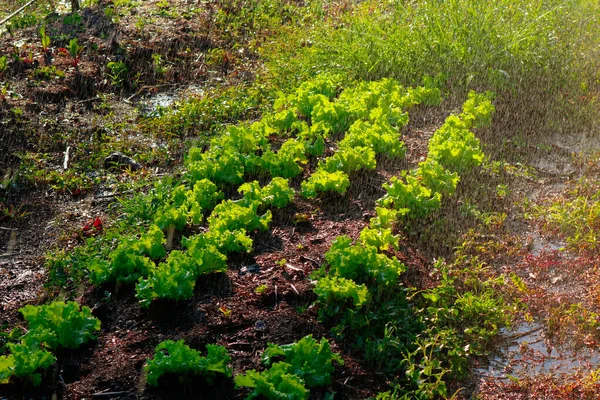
255,284,268,294
106,61,128,88
0,56,7,74
300,170,350,199
0,301,100,386
63,12,82,26
152,53,169,76
276,258,287,267
135,251,195,307
39,26,51,53
0,336,55,387
34,66,65,81
58,38,84,67
145,340,232,387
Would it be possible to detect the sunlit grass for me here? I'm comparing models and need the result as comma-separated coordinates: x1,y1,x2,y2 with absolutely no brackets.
530,179,600,252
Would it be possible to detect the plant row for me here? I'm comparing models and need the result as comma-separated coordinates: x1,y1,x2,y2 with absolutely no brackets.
0,303,340,400
312,92,511,398
64,75,440,309
144,335,342,400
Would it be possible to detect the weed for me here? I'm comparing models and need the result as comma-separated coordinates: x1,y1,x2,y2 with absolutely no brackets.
106,61,128,88
62,12,82,26
38,25,50,53
152,53,169,77
530,179,600,252
33,66,65,81
219,306,232,318
255,284,268,294
58,38,84,67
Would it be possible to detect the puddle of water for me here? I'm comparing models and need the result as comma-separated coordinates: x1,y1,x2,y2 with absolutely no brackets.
530,157,575,176
550,131,600,155
478,322,600,380
530,236,565,257
138,86,204,118
138,92,176,118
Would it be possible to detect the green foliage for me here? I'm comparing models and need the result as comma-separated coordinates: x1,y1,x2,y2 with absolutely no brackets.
152,182,223,233
261,336,343,388
325,235,405,286
314,276,370,318
266,0,600,114
135,251,197,307
34,66,66,81
417,259,511,378
297,125,326,156
0,337,55,386
285,74,339,117
336,78,426,126
214,124,270,155
190,179,224,210
135,225,166,260
208,200,272,234
0,56,7,73
154,203,190,231
60,38,84,66
461,91,496,129
359,227,399,251
378,175,442,220
182,240,226,276
416,160,460,197
322,146,376,174
204,229,254,254
38,25,51,52
142,84,271,137
235,335,343,399
235,362,309,400
187,147,246,185
20,302,101,350
341,119,406,159
300,170,350,199
268,108,298,132
118,177,175,222
369,207,405,230
310,96,353,134
239,178,295,209
145,340,231,387
529,180,600,251
89,241,154,285
106,61,128,88
262,139,307,178
427,115,485,173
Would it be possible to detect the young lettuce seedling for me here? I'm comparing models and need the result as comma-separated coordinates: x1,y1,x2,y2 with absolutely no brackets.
39,26,50,54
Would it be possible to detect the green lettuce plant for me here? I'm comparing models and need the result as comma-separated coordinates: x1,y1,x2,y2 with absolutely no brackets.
145,340,231,387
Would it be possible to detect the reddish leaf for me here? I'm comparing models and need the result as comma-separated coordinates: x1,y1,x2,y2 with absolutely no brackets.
93,217,102,230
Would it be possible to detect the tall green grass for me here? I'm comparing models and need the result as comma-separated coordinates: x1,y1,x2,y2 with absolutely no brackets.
267,0,599,94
